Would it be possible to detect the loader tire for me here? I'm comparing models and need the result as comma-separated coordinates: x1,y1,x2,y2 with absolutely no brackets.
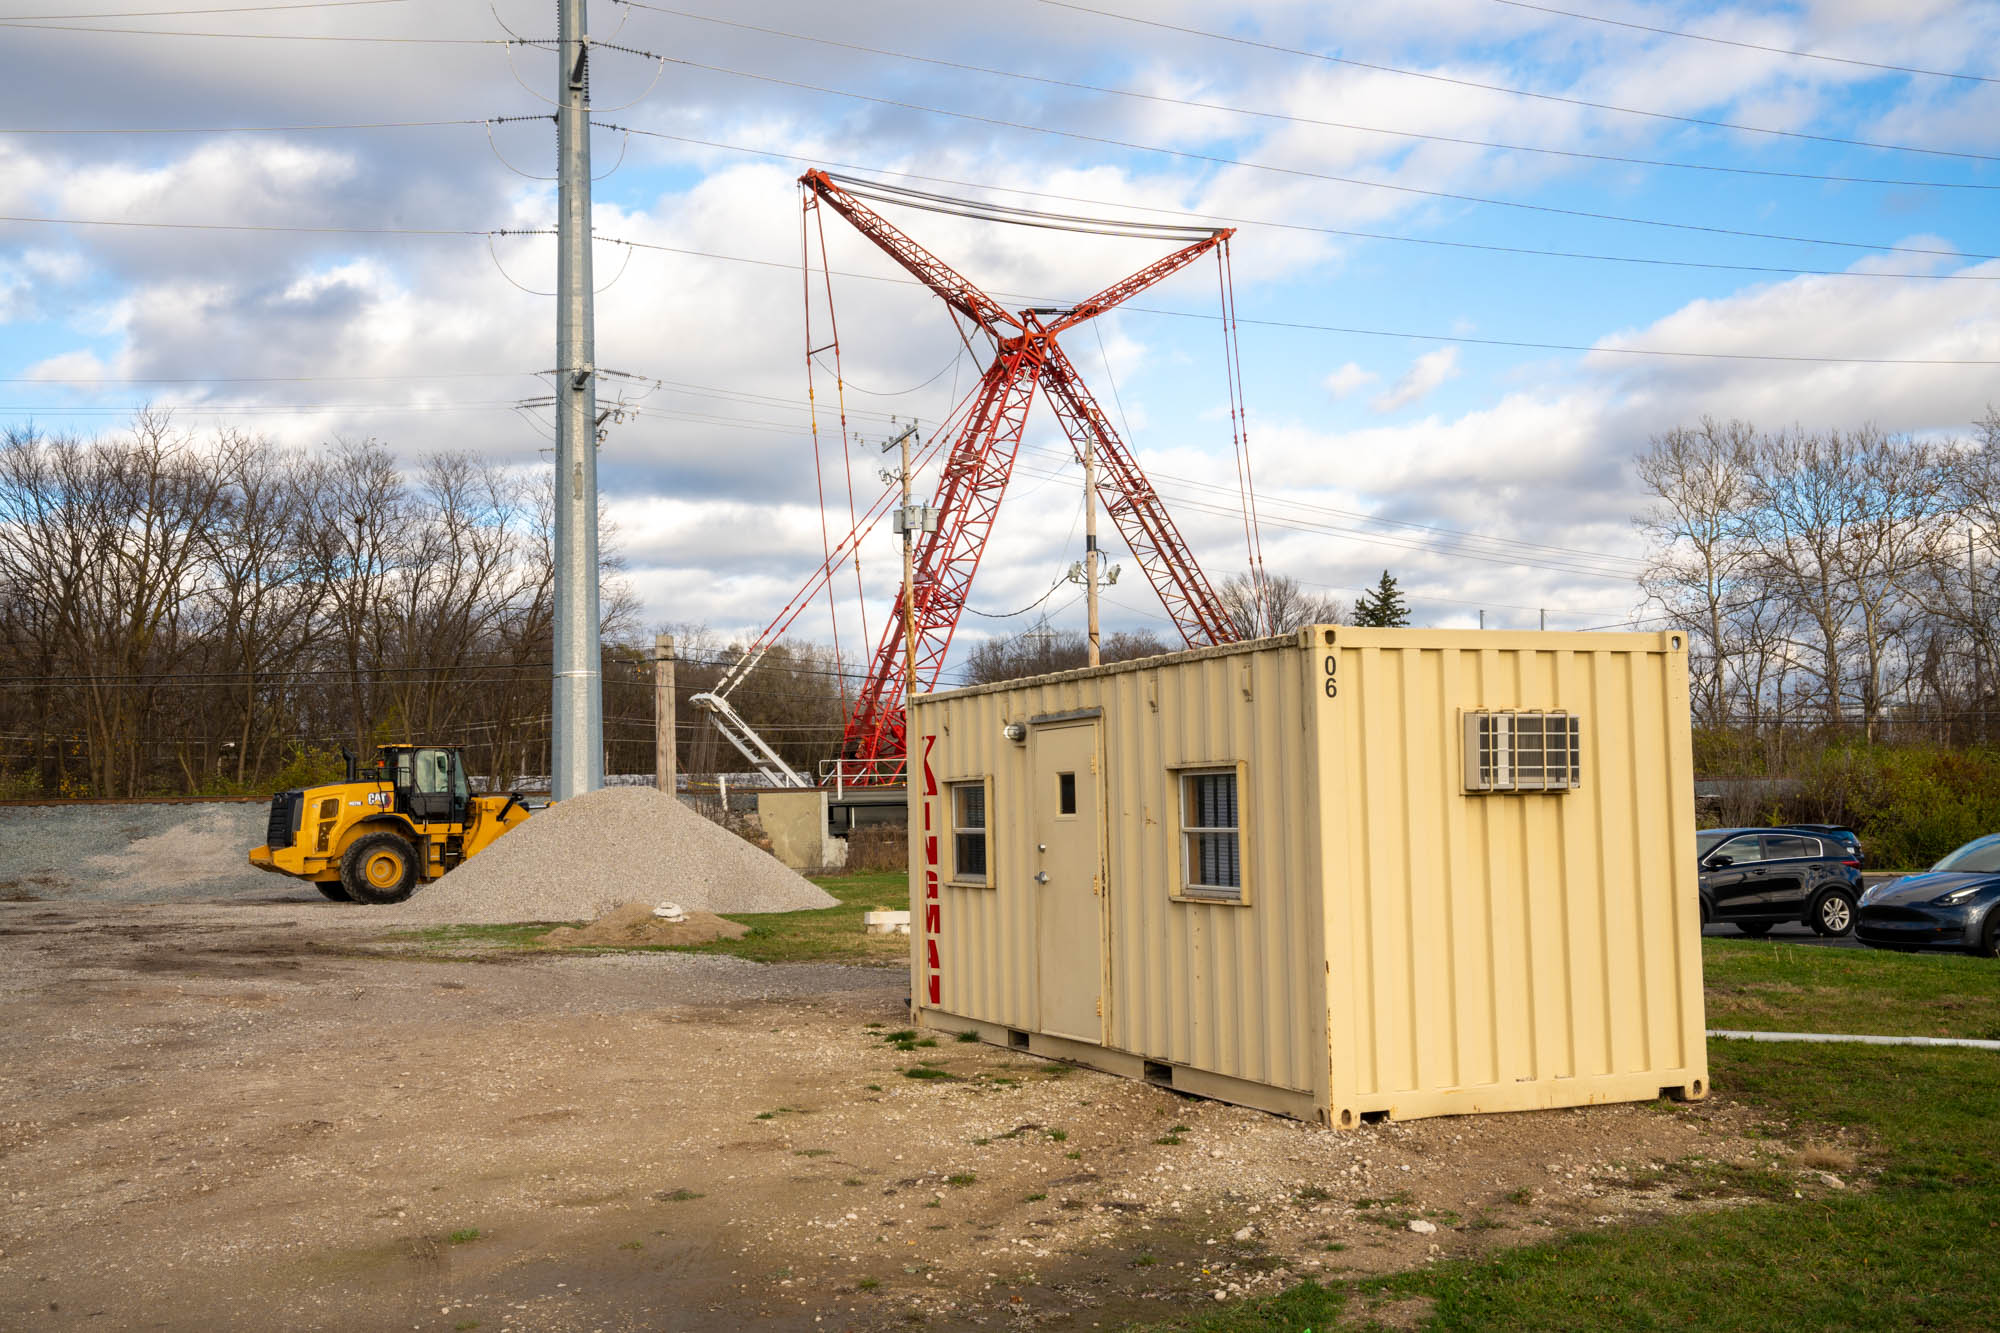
316,880,353,903
340,832,419,905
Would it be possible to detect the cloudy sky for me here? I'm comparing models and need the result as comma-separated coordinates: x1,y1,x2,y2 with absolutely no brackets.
3,0,1997,675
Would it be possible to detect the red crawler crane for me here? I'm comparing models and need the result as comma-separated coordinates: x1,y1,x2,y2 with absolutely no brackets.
798,170,1247,784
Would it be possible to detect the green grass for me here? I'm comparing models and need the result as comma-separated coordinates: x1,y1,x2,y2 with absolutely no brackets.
446,1228,482,1245
665,871,911,966
1703,937,2000,1039
379,871,911,967
1360,1043,2000,1331
1148,949,2000,1332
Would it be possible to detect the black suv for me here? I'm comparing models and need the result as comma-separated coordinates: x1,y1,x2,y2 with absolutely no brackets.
1697,827,1864,937
1777,823,1864,868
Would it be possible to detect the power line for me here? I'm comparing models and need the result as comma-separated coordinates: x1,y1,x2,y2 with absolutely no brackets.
587,45,1998,261
1027,0,2000,164
0,401,528,416
0,214,550,238
615,2,1994,192
4,0,406,14
0,19,510,43
2,371,539,384
0,114,549,134
10,0,404,15
1486,0,2000,86
611,124,2000,282
1015,441,1650,572
601,232,2000,366
2,355,1627,586
1,219,1990,370
1012,460,1637,582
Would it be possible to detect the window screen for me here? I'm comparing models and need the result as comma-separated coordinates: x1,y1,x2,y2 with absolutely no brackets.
1181,769,1241,899
951,782,988,884
1462,712,1582,793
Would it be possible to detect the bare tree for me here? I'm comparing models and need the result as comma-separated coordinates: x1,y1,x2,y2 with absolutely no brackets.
201,434,317,785
1635,418,1758,729
1217,572,1346,637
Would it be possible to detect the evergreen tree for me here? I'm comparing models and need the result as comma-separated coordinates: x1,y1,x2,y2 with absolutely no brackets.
1351,570,1411,627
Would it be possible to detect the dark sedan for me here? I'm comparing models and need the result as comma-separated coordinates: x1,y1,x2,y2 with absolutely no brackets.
1857,834,2000,957
1698,827,1864,937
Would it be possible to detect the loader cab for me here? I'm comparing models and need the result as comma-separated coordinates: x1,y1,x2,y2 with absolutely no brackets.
372,745,470,826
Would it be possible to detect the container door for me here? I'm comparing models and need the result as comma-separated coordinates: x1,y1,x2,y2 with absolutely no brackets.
1031,722,1103,1043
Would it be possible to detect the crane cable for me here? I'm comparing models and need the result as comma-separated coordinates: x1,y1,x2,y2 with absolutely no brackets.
799,186,849,713
811,195,871,661
1218,240,1268,634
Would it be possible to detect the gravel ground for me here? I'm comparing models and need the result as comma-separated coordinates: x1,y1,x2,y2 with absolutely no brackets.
0,802,271,902
0,900,1837,1333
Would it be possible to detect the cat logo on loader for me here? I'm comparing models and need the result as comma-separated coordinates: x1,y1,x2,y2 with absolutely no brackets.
248,745,532,904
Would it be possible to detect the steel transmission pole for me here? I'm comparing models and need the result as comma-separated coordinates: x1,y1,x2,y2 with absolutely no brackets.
551,0,602,800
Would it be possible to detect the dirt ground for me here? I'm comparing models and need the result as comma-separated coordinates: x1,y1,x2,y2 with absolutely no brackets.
0,900,1847,1332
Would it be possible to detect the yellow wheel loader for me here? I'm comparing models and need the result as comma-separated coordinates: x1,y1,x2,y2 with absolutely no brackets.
248,745,532,904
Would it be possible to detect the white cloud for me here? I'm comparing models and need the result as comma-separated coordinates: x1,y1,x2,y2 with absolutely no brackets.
2,0,1994,648
1322,362,1377,399
1371,347,1461,413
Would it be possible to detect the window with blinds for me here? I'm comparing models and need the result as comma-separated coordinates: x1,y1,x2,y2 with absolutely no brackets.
1180,769,1242,900
951,781,988,883
1463,712,1582,793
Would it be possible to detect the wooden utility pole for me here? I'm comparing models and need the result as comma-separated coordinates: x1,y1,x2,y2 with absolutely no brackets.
653,633,676,797
1084,436,1101,667
882,421,924,701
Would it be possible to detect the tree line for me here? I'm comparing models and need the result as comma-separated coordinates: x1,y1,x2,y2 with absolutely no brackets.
0,417,645,797
0,415,1408,799
1636,409,2000,761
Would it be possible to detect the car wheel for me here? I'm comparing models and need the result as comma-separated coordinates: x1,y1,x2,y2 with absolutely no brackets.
316,880,353,903
339,832,419,905
1979,913,2000,960
1737,922,1774,937
1810,889,1856,937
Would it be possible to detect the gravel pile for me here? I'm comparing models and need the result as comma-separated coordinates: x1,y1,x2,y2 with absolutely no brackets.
0,803,271,902
379,785,837,924
535,902,751,948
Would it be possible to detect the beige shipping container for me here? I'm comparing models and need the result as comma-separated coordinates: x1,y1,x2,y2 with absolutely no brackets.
905,627,1707,1128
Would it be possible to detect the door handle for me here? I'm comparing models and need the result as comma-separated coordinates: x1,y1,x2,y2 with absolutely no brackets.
1034,871,1050,884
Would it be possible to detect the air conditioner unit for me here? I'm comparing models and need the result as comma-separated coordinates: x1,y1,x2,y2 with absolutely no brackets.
1463,711,1582,793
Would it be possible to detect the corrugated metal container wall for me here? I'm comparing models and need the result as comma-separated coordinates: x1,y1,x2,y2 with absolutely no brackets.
1314,628,1706,1124
909,627,1705,1128
905,641,1326,1107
